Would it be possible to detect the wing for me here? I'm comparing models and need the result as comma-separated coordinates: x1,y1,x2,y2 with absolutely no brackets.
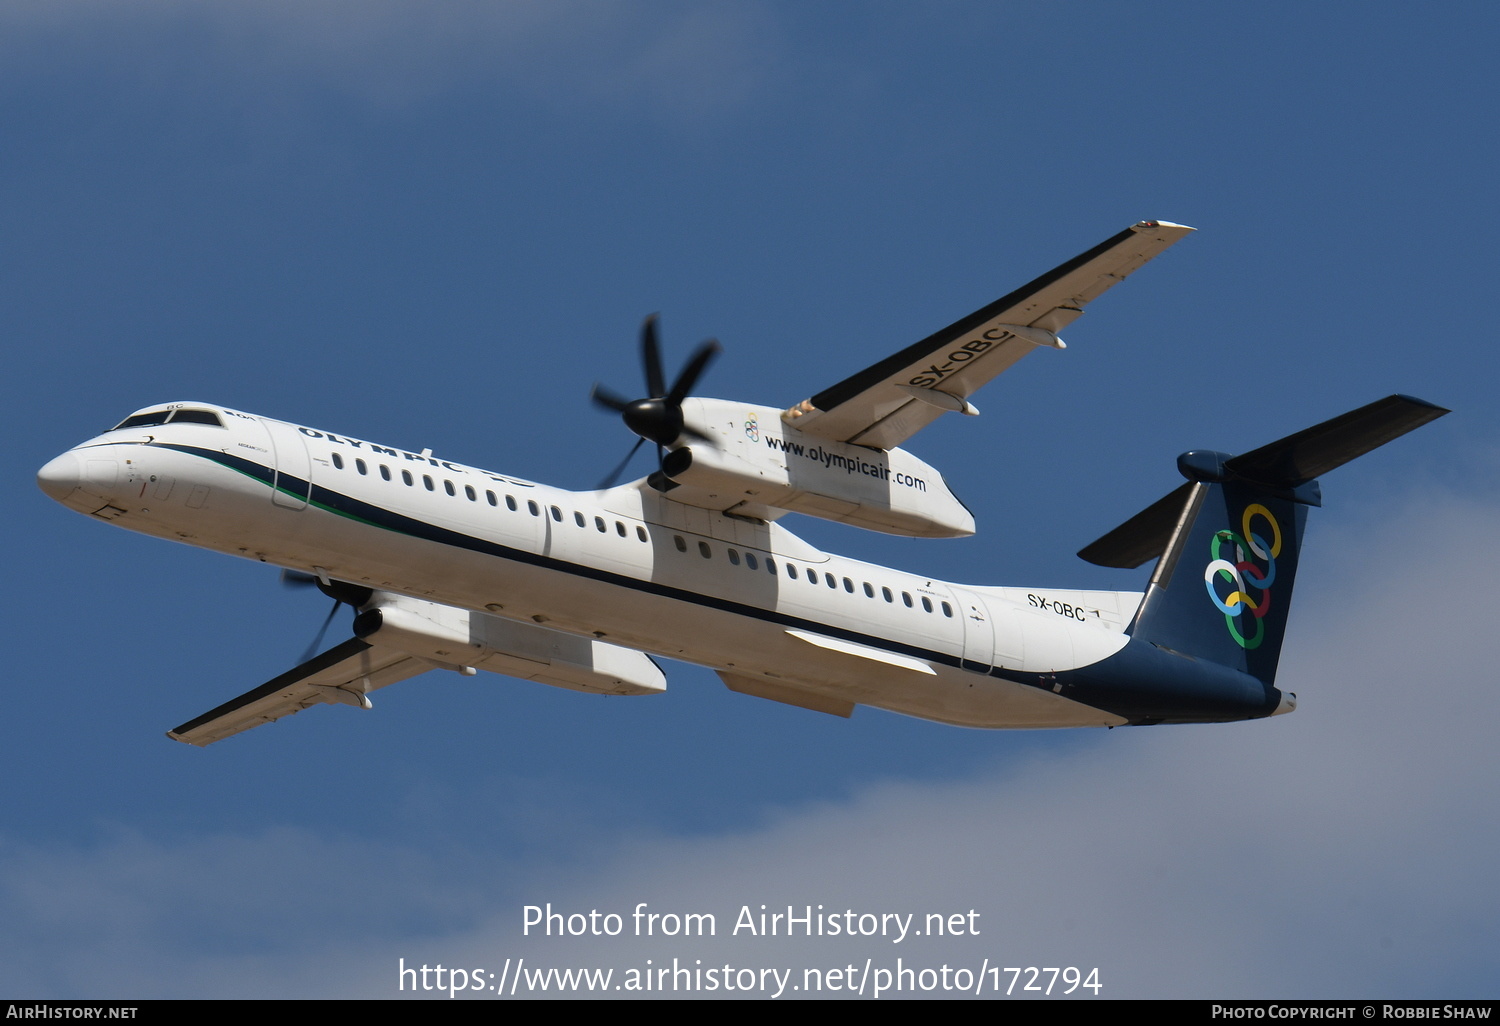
167,637,432,747
783,221,1195,450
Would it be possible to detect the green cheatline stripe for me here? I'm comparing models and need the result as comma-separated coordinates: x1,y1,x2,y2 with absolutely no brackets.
158,443,395,534
308,494,387,532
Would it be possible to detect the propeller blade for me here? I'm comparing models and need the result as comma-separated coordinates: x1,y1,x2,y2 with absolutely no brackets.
592,316,724,471
299,598,341,663
597,437,647,490
281,569,319,589
678,423,718,447
281,568,371,608
641,314,665,398
590,383,632,414
666,339,721,404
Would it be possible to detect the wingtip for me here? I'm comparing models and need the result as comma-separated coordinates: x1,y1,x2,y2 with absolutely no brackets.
1390,393,1452,416
1134,219,1197,233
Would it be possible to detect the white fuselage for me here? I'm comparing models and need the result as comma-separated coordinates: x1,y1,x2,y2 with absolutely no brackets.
40,403,1145,728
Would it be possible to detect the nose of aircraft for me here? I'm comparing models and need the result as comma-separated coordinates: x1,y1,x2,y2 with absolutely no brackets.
37,451,82,503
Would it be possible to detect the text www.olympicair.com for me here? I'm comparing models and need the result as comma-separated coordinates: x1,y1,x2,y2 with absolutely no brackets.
397,958,1102,998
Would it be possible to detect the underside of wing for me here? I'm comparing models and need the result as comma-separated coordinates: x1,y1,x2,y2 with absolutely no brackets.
784,221,1195,450
167,637,431,747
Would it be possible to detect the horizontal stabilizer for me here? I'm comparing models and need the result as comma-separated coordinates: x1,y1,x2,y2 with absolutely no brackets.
1226,394,1449,487
1078,395,1449,569
1077,482,1193,569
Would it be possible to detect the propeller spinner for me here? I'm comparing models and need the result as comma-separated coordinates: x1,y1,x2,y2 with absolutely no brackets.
591,314,720,490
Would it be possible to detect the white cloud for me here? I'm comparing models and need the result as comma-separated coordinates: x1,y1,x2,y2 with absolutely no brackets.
0,0,782,118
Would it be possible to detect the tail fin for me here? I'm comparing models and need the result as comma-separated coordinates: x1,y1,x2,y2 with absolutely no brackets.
1123,479,1309,684
1079,395,1448,685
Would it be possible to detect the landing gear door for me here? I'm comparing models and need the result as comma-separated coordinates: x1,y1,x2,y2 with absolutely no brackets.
261,419,311,510
950,586,995,674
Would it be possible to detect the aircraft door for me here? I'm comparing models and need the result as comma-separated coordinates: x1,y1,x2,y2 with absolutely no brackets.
260,419,311,510
950,586,995,674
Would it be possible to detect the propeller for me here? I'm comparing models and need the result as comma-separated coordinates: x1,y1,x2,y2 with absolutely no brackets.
591,314,720,490
281,570,374,663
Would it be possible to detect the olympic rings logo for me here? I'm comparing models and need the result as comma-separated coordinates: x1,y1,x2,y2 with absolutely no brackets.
1203,503,1282,650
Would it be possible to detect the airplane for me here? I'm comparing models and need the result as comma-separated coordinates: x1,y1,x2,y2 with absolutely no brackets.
36,221,1448,746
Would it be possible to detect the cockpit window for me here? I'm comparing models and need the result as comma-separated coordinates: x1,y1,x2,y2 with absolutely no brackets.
170,409,223,426
111,408,223,430
114,411,171,429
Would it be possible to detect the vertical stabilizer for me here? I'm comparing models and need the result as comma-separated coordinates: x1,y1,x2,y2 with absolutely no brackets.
1079,395,1448,688
1129,481,1308,685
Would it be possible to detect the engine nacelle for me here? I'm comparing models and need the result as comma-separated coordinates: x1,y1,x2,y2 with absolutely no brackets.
665,399,974,538
353,595,665,696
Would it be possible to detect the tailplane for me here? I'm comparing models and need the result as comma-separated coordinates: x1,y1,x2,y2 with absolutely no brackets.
1079,395,1448,685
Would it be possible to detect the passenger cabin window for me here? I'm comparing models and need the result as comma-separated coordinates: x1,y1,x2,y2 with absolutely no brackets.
550,505,562,521
445,480,457,496
464,484,475,500
942,601,954,617
595,517,607,533
486,490,497,506
402,470,414,486
356,459,368,475
922,597,933,613
673,536,687,552
380,465,391,481
574,512,586,528
698,541,712,559
506,495,517,511
636,526,648,542
331,453,344,470
423,475,435,491
615,521,627,537
746,553,759,570
527,500,539,516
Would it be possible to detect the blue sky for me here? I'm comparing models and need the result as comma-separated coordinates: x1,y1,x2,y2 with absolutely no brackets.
4,1,1497,998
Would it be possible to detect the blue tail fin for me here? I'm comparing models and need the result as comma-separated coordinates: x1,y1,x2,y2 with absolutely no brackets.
1080,395,1447,686
1130,480,1308,684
